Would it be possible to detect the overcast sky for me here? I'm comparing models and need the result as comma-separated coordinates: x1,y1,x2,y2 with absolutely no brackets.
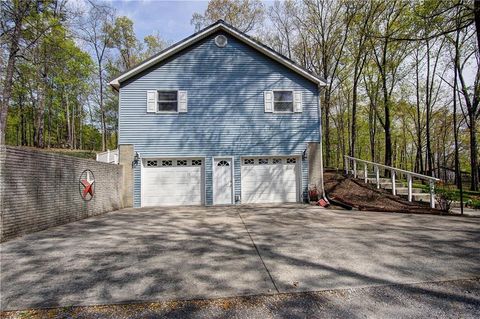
106,0,209,43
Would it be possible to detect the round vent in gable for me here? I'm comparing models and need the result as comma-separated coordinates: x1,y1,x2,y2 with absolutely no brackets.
215,35,228,47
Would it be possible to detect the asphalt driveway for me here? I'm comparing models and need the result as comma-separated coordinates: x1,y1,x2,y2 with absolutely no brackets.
1,205,479,311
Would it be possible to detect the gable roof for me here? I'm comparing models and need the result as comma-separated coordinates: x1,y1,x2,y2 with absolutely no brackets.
108,20,327,90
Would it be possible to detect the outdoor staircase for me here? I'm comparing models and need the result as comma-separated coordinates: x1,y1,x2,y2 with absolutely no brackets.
345,156,440,208
364,176,431,202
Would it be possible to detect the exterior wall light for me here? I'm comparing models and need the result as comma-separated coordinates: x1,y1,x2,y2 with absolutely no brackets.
132,152,140,167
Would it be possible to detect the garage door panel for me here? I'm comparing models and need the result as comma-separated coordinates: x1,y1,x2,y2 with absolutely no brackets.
241,180,297,189
241,165,296,172
143,195,202,206
143,175,202,186
142,158,203,207
143,187,201,196
243,192,297,204
241,156,299,204
242,173,296,183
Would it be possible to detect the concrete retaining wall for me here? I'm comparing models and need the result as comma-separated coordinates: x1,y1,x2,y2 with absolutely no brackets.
0,146,124,242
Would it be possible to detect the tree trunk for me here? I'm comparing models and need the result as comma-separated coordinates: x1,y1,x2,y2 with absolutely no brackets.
415,50,423,174
350,83,358,158
0,8,23,145
368,101,376,162
469,112,479,191
20,94,27,146
47,98,51,148
99,67,107,151
66,92,71,148
350,52,367,159
425,39,433,176
35,50,48,148
72,99,76,149
384,100,392,167
475,0,480,51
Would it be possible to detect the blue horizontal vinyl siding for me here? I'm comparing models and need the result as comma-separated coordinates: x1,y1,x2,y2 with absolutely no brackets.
119,31,320,207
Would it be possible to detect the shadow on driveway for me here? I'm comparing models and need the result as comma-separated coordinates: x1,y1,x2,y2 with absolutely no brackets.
1,204,479,312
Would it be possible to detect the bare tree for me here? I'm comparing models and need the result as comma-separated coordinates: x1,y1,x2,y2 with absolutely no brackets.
268,0,297,59
347,1,382,158
369,0,410,167
455,26,479,190
78,1,114,151
298,0,354,167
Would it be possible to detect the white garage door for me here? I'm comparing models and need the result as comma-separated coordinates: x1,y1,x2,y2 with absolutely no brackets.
141,158,204,207
241,156,299,204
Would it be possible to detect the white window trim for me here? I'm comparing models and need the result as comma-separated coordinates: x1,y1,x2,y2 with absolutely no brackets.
212,156,235,205
155,90,179,114
272,89,295,113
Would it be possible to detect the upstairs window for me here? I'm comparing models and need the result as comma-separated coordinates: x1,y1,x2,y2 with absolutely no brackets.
158,91,178,112
273,91,293,112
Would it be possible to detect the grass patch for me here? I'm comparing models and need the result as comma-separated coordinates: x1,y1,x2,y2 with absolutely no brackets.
399,181,480,208
45,148,97,160
12,146,98,160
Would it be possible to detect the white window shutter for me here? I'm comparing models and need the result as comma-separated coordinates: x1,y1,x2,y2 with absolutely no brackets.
146,90,157,113
264,91,273,112
293,91,303,112
178,90,188,113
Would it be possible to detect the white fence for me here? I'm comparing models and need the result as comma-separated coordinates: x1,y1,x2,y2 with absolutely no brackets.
96,149,119,164
344,155,440,208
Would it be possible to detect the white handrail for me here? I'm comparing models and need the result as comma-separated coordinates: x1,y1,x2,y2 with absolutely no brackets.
344,155,439,208
344,156,440,182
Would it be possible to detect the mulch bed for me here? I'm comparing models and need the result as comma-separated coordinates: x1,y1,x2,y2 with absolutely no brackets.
323,171,447,215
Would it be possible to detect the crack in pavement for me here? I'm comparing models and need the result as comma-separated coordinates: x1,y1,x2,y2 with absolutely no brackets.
236,207,280,293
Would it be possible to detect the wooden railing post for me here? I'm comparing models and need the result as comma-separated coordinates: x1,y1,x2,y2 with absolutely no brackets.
391,170,396,196
407,174,412,202
429,180,435,208
343,155,439,208
364,163,368,183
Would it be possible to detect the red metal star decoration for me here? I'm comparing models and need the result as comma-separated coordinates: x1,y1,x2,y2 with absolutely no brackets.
79,170,95,200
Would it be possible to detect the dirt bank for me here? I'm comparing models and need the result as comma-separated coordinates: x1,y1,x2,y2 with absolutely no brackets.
324,171,444,214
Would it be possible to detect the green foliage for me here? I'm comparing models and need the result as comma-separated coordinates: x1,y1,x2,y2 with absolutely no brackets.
142,34,168,58
3,1,167,152
42,148,97,160
465,199,480,209
191,0,265,32
435,184,456,212
6,20,96,149
106,16,140,69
